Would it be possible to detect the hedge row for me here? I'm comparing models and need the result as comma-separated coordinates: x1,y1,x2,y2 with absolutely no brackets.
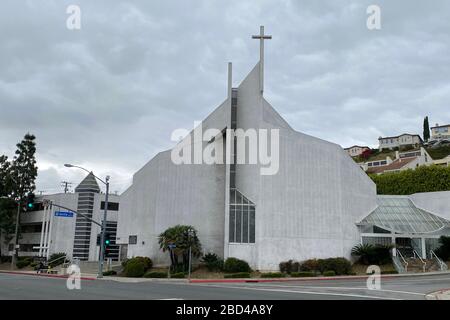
279,258,352,276
369,166,450,195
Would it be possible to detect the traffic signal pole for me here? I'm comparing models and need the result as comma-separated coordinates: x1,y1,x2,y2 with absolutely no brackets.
10,203,21,270
97,177,110,279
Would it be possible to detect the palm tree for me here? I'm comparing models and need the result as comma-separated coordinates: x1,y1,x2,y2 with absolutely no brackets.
158,225,202,272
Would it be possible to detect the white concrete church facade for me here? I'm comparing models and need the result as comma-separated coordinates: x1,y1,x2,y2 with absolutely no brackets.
117,28,379,270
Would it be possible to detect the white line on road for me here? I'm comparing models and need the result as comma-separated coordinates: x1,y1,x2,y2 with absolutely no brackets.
194,284,401,300
244,283,425,296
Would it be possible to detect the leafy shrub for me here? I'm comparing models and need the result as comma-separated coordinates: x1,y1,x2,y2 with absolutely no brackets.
102,270,117,276
290,271,315,278
144,271,167,278
0,256,12,263
279,260,294,273
125,260,146,277
323,270,336,277
279,260,301,273
317,258,352,275
370,166,450,195
223,257,251,273
48,252,67,267
299,259,320,272
202,253,224,271
224,272,251,279
16,258,32,269
260,272,285,278
123,256,153,275
435,236,450,261
352,244,392,265
171,272,185,279
128,257,152,271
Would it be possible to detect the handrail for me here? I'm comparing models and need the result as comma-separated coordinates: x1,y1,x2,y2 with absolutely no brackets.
396,249,408,273
430,250,448,271
47,255,69,265
413,250,426,272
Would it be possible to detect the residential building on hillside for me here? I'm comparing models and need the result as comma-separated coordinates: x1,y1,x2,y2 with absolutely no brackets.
378,134,423,151
344,145,370,157
430,123,450,141
365,148,433,175
433,155,450,167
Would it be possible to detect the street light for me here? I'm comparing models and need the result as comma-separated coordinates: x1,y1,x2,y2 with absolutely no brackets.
65,163,110,279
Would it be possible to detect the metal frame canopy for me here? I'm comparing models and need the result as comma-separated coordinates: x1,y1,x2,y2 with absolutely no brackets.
359,197,450,234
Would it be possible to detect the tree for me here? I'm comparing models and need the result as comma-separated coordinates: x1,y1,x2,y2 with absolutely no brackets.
8,133,38,263
158,225,202,272
9,133,38,202
423,116,430,142
0,198,16,257
0,155,12,197
0,155,14,258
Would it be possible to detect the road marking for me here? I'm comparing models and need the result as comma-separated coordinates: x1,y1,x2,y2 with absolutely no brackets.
243,283,425,296
158,298,184,300
193,284,401,300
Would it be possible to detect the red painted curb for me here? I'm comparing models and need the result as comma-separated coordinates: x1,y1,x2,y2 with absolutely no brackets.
0,270,96,281
189,274,399,284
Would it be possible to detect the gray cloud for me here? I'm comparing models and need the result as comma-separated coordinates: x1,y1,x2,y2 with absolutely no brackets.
1,0,449,193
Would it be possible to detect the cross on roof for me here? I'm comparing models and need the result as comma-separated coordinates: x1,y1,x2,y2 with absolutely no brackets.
252,26,272,94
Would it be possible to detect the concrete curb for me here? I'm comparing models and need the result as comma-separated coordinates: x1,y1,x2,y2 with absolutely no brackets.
0,270,96,281
425,289,450,300
189,271,450,284
99,276,188,283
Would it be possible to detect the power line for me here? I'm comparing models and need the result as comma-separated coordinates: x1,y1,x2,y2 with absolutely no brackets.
61,181,73,193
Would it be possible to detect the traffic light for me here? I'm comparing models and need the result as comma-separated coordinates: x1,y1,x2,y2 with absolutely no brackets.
104,232,112,246
25,192,35,211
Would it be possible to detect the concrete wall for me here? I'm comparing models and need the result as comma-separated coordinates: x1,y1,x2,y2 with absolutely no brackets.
116,99,230,265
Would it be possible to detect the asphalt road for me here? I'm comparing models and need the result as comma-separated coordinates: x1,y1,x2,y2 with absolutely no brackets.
0,272,449,300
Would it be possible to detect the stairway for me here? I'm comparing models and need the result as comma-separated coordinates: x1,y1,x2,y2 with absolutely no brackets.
404,258,442,273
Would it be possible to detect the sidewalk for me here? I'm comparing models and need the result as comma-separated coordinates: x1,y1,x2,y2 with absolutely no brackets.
2,268,450,284
426,289,450,300
0,269,96,280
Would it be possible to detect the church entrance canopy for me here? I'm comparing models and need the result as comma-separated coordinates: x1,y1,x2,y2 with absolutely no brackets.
359,197,450,234
357,196,450,260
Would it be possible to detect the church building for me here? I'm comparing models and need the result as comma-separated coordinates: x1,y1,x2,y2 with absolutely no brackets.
116,27,450,271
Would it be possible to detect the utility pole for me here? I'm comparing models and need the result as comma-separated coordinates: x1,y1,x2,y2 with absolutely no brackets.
61,181,72,193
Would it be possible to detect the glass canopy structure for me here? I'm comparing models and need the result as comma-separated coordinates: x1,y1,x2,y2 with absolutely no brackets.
360,197,450,234
357,196,450,260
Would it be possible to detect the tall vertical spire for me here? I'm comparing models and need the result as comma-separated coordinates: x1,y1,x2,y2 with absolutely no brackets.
252,26,272,94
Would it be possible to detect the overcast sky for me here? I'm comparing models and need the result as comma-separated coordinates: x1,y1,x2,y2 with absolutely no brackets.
1,0,449,194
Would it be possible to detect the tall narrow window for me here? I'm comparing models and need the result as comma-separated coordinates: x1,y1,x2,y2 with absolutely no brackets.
229,189,255,244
